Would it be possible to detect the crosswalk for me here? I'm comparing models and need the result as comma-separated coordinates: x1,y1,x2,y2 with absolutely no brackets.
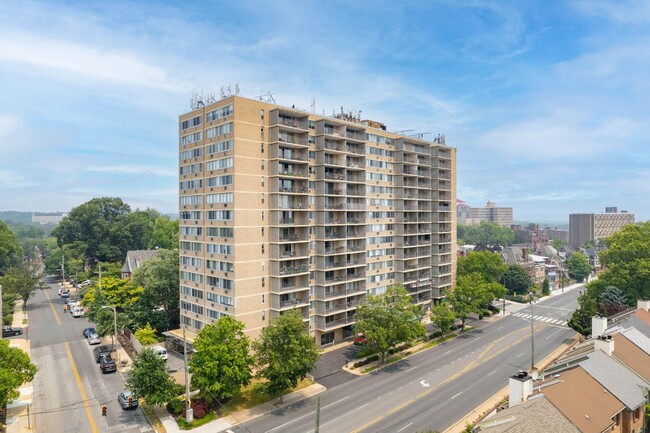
512,312,567,327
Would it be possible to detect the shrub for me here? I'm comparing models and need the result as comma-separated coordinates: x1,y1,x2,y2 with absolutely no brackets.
367,354,380,362
429,331,443,340
488,305,500,314
3,314,13,326
186,398,208,419
167,398,183,416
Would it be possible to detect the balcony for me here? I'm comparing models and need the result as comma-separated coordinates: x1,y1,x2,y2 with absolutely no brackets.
278,264,309,276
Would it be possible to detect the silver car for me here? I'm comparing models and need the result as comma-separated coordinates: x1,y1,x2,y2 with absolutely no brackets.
117,390,138,410
87,333,101,345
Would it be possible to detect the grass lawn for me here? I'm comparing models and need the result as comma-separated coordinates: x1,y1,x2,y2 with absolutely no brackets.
140,403,166,433
220,377,313,415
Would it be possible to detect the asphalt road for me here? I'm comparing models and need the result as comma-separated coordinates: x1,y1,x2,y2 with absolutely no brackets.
237,288,581,433
30,278,153,433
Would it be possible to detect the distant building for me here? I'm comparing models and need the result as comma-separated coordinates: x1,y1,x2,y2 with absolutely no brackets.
569,207,635,248
120,250,159,279
31,212,68,225
456,199,470,225
545,227,569,243
465,201,513,227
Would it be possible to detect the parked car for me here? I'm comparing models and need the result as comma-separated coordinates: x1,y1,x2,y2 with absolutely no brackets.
117,390,138,410
354,335,369,346
60,290,69,298
152,346,168,360
99,355,117,373
72,307,84,318
68,301,80,312
2,326,23,337
93,345,112,363
82,327,96,338
87,333,101,345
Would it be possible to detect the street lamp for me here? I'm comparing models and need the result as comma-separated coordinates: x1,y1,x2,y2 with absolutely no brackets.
529,291,535,371
101,305,119,365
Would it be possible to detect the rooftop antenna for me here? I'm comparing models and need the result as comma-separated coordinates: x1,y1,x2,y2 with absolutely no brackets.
254,90,277,104
409,132,431,139
392,129,415,135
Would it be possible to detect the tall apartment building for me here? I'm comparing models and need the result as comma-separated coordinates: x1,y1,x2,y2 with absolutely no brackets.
178,95,456,346
569,207,635,248
466,201,513,227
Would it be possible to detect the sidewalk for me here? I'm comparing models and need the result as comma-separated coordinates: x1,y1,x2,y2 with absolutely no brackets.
5,300,34,433
149,383,326,433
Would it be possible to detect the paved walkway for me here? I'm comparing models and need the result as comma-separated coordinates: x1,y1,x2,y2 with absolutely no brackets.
5,299,34,433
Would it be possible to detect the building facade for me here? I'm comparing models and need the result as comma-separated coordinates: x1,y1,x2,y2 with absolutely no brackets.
569,208,635,248
31,212,68,225
178,95,456,345
466,201,512,227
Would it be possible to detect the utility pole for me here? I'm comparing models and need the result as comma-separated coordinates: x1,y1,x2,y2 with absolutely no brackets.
183,326,193,422
530,291,535,370
61,254,65,284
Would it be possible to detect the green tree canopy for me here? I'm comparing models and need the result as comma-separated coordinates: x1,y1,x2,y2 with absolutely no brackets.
568,293,599,336
151,217,179,250
429,302,455,335
125,348,177,406
591,221,650,303
0,264,45,306
500,265,531,295
551,238,567,250
354,284,426,363
567,253,591,282
190,316,253,402
0,340,37,407
447,273,504,330
134,323,158,346
457,251,507,282
457,222,516,246
132,249,180,329
0,221,23,275
252,309,320,397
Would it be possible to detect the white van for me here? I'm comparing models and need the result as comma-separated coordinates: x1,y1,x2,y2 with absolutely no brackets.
72,307,84,318
152,346,168,360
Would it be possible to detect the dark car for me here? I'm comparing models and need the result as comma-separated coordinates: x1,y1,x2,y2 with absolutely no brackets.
2,326,23,337
99,355,117,373
93,345,112,363
82,327,96,338
117,390,138,410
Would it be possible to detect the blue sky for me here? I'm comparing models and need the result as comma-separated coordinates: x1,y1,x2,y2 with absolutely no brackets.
0,0,648,223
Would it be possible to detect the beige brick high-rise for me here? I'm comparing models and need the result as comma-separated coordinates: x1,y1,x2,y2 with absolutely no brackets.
178,95,456,345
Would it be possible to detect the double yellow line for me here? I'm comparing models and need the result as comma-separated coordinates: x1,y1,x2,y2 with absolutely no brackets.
351,324,546,433
43,289,62,325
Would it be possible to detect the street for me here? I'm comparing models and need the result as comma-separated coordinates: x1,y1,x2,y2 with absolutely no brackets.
236,288,580,433
29,278,153,433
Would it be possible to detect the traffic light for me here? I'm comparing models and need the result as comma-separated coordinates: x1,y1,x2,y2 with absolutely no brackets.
101,404,107,416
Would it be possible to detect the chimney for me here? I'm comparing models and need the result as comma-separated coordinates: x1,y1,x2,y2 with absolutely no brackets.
522,249,529,262
637,299,650,312
591,315,607,338
509,371,533,407
594,334,615,356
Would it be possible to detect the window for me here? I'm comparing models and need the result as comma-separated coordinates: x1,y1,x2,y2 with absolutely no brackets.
206,140,232,155
180,195,202,205
180,285,204,299
206,157,233,171
180,179,202,190
262,277,265,287
261,193,265,204
180,271,203,283
180,255,203,267
206,227,233,237
180,211,202,220
206,192,233,204
206,276,234,290
205,104,233,122
261,294,265,304
206,210,232,220
206,175,233,187
180,226,203,236
180,241,202,252
261,244,265,254
206,244,233,255
180,115,202,130
180,131,202,145
206,122,233,138
180,148,202,160
181,301,203,315
261,227,264,237
206,259,233,272
179,163,202,175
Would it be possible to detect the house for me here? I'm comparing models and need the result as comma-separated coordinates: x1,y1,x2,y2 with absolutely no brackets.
120,250,159,279
500,247,546,286
476,300,650,433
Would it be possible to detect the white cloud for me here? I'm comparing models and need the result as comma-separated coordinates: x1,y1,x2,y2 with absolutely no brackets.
0,114,21,139
0,32,188,92
0,170,27,188
85,165,175,177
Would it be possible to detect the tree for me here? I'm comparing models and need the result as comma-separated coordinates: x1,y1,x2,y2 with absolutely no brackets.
542,278,550,296
190,316,253,402
551,238,567,250
0,264,45,306
150,216,178,250
0,340,37,407
457,251,507,282
125,348,177,406
447,274,497,331
457,222,516,247
354,285,426,363
600,285,627,306
132,249,180,329
568,293,599,336
567,253,591,282
252,309,320,398
594,221,650,303
82,276,142,310
0,221,22,275
500,265,531,295
429,302,455,335
52,197,132,263
134,323,158,345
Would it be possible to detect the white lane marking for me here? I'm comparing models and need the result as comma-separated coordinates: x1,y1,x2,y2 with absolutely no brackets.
497,326,504,330
488,370,497,376
420,380,430,387
516,353,523,358
397,422,414,432
444,350,452,355
264,397,351,433
320,403,370,428
451,391,462,399
406,367,416,372
546,329,562,340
